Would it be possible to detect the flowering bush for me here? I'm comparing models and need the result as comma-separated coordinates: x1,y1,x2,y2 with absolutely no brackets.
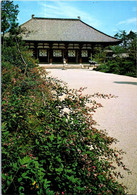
2,46,130,194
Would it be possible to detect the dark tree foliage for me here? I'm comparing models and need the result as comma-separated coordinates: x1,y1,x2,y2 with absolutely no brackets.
1,0,19,34
1,0,19,45
95,30,137,77
114,30,128,48
114,30,137,60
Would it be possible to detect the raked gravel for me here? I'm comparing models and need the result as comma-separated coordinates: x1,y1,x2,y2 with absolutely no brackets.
47,69,137,194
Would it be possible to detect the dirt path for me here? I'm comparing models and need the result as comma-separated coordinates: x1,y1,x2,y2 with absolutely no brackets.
47,69,137,194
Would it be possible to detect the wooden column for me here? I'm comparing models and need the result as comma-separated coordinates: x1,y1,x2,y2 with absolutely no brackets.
92,43,95,57
49,43,53,64
64,43,68,64
79,43,82,64
34,42,38,59
76,50,78,63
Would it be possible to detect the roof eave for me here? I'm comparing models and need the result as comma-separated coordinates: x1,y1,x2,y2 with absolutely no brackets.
23,39,121,43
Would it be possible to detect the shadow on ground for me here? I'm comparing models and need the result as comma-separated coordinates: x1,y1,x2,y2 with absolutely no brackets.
114,81,137,86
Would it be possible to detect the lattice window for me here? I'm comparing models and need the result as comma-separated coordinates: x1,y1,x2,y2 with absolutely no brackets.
81,50,88,57
68,50,76,57
39,49,47,57
53,50,62,57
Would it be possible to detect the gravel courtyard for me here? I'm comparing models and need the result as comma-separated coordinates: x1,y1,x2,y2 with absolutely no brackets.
47,69,137,194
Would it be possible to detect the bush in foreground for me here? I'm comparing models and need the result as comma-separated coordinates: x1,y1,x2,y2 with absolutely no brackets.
2,46,130,194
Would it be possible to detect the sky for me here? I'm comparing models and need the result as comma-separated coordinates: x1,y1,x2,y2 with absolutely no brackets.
15,0,136,37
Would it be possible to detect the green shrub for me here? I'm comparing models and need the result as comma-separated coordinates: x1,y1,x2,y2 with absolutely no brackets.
119,59,136,77
96,57,136,77
95,63,110,73
2,46,130,194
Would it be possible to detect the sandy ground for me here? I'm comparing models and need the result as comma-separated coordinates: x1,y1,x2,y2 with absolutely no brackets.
47,69,137,194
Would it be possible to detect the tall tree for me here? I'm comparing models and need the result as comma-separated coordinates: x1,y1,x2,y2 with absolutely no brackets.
114,30,137,49
1,0,19,45
127,31,137,60
114,30,128,48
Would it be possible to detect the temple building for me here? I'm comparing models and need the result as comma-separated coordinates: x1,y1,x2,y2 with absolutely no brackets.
21,15,121,64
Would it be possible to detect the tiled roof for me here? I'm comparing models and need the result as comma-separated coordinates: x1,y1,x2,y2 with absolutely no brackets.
21,17,120,43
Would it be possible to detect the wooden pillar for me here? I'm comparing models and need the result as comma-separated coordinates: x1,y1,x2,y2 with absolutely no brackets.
102,43,106,50
79,43,82,64
92,43,95,58
64,43,68,64
89,47,92,60
34,42,38,59
49,43,53,64
75,49,79,63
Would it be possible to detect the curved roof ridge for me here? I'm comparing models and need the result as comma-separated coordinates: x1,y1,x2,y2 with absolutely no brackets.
33,17,79,21
80,20,120,41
